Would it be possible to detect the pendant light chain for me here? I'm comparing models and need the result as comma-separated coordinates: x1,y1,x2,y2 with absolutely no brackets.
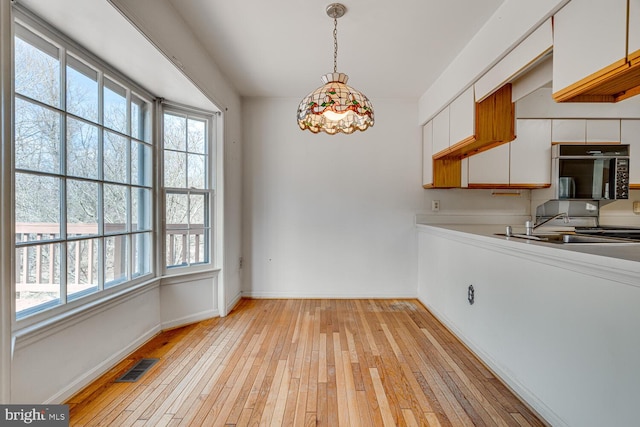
333,16,338,73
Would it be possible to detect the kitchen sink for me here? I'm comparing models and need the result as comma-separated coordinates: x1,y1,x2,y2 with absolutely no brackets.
495,232,640,244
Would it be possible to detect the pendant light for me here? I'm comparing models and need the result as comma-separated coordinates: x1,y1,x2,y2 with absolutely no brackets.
297,3,374,135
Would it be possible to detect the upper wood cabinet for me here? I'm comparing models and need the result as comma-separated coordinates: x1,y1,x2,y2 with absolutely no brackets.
553,0,640,102
435,84,515,160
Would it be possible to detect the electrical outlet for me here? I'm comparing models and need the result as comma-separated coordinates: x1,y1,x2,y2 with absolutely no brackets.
634,201,640,214
431,200,440,212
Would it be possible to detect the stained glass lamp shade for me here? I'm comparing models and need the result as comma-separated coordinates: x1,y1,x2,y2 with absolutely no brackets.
297,4,374,135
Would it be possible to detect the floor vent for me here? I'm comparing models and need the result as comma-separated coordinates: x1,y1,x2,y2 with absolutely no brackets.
115,358,159,383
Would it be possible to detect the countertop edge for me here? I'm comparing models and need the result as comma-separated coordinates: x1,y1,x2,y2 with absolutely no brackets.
416,223,640,288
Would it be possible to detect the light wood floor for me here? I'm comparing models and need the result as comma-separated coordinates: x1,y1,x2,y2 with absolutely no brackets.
66,299,546,426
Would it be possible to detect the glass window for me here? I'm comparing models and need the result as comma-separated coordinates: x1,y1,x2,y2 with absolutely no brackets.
163,108,214,270
13,22,154,319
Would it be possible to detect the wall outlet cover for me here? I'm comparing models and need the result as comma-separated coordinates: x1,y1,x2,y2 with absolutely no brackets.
633,201,640,214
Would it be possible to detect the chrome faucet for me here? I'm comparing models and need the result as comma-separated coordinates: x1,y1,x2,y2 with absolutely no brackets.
525,212,569,236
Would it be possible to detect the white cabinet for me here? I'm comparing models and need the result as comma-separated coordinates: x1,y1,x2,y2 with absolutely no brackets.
432,107,450,156
620,119,640,186
422,121,434,187
552,0,627,96
510,119,552,185
586,120,621,143
468,119,551,188
551,119,586,143
551,119,620,143
467,144,510,186
449,86,475,146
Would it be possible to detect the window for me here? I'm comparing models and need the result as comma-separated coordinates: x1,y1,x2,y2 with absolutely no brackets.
162,107,215,270
13,22,154,319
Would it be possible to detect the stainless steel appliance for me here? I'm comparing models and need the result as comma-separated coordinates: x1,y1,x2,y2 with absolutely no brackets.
552,144,630,200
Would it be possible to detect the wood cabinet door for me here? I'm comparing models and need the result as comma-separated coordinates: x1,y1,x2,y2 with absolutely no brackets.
552,0,627,94
510,119,551,186
467,143,510,186
422,121,434,187
432,107,450,156
620,119,640,186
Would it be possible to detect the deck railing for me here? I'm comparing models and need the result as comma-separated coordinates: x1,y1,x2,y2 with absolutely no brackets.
15,223,202,294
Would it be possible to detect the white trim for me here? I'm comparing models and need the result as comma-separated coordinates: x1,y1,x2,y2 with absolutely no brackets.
43,324,160,404
241,292,418,299
225,289,242,314
0,0,13,403
160,309,218,331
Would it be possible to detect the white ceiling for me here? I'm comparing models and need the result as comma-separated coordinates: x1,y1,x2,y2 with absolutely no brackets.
16,0,507,102
166,0,506,99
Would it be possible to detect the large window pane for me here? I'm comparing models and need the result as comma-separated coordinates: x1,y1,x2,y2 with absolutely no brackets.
103,77,127,133
164,150,187,187
66,55,98,122
15,173,61,242
164,113,186,150
67,117,99,179
133,232,152,278
105,236,127,287
188,232,207,264
104,184,128,234
166,192,188,225
132,141,152,186
189,193,207,227
187,153,206,189
14,27,60,108
104,131,128,183
131,94,151,142
67,238,99,299
67,179,99,236
15,243,61,315
15,98,61,174
187,118,206,154
132,188,152,231
166,232,187,268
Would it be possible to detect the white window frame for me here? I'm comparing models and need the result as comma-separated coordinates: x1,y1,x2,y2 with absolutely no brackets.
160,102,217,275
12,10,156,326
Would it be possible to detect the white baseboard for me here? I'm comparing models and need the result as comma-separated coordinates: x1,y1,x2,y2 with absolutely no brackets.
44,325,161,404
241,291,417,299
160,308,219,330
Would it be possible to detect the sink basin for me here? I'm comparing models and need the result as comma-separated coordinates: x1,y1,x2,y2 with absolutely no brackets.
495,232,640,244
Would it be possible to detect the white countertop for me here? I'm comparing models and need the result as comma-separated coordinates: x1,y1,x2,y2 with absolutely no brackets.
416,222,640,264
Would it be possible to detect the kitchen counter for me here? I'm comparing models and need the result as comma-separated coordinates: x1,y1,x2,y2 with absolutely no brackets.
416,222,640,427
416,222,640,266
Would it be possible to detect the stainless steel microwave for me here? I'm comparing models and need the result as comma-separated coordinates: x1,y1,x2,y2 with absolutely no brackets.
552,144,630,200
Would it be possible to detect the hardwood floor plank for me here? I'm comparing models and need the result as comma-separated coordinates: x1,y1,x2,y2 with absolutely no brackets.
66,299,546,427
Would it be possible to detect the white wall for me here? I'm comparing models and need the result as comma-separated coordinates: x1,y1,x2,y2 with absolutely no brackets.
12,285,161,403
243,97,423,298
